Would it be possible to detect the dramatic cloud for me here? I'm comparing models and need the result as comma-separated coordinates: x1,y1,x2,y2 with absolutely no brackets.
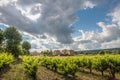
1,0,119,51
74,4,120,50
0,0,97,44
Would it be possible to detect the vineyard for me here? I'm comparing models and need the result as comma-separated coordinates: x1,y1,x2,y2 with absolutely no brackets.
0,53,120,80
22,54,120,80
0,53,14,72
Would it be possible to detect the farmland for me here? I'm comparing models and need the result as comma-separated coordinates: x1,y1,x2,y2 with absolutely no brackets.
0,0,120,80
0,53,120,80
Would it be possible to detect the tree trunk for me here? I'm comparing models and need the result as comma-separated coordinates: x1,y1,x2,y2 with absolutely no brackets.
101,71,104,76
90,68,92,73
110,69,116,79
111,71,115,79
32,73,37,80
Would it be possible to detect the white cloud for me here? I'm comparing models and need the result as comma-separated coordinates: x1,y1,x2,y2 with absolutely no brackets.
21,31,63,51
101,39,120,49
0,0,98,44
16,3,42,21
0,0,119,51
108,4,120,26
26,13,41,21
0,0,17,6
75,21,120,50
0,0,10,6
83,1,96,9
73,4,120,50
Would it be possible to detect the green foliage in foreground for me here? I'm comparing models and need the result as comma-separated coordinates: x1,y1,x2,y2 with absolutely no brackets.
0,53,14,71
21,54,120,79
22,56,40,80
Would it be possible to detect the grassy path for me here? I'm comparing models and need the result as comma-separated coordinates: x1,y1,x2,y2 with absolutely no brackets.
1,63,31,80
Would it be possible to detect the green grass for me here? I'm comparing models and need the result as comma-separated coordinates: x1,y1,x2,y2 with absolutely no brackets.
1,64,31,80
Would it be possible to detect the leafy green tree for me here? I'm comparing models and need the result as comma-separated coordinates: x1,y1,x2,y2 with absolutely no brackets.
112,49,120,54
0,29,5,52
98,50,105,55
0,29,4,45
41,50,52,56
22,41,31,55
22,41,31,51
4,27,22,57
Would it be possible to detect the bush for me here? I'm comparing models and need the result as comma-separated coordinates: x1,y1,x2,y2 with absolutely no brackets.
0,53,14,71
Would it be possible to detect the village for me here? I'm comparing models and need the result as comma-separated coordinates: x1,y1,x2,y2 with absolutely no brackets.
31,49,75,56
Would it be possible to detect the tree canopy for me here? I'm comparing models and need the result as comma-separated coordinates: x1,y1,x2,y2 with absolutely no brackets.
0,26,32,57
22,41,31,51
22,41,31,55
3,27,22,57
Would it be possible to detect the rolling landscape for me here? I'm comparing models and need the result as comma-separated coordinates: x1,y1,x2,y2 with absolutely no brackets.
0,0,120,80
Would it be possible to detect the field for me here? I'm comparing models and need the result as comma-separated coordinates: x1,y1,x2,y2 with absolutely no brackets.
0,53,120,80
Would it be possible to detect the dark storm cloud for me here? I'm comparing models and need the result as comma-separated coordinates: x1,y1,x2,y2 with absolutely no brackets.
0,0,100,44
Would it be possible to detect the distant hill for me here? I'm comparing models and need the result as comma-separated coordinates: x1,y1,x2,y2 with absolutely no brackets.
76,48,120,53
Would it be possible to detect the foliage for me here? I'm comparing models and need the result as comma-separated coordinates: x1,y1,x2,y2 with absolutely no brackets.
0,46,6,53
41,50,52,56
21,54,120,79
4,27,22,57
98,50,105,55
22,41,31,54
106,55,120,78
0,53,14,72
58,58,78,76
0,29,4,45
22,56,40,80
93,55,108,76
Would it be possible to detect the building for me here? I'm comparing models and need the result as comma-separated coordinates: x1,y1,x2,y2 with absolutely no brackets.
31,51,40,56
53,50,61,56
53,49,75,56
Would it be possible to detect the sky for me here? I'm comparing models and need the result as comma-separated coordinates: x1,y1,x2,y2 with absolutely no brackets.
0,0,120,51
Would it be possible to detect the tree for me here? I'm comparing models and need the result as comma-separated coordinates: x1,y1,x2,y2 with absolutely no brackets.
41,50,52,56
98,50,105,55
22,41,31,55
4,27,22,57
0,29,4,45
0,29,5,52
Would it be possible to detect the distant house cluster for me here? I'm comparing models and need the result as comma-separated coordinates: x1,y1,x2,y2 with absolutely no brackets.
30,49,75,56
31,51,41,56
53,49,75,56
